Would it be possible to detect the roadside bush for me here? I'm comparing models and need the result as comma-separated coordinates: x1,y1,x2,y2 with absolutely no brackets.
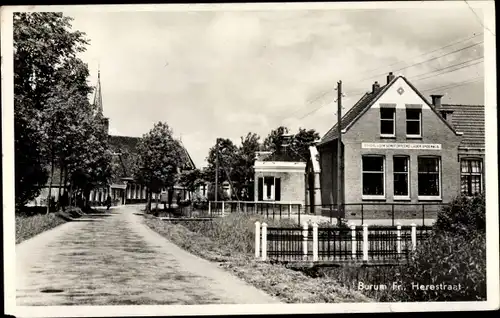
179,213,298,254
434,193,485,237
16,213,67,244
389,231,486,301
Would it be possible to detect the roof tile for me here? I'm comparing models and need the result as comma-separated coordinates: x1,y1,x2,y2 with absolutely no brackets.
440,104,485,149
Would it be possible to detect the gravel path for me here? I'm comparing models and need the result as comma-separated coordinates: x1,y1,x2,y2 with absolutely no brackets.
16,206,280,305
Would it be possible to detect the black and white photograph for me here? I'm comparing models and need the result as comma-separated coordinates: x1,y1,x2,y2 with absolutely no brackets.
2,1,498,316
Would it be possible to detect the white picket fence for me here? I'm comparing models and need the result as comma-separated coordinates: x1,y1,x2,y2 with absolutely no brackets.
255,221,427,263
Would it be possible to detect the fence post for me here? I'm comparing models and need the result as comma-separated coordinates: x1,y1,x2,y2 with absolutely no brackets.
391,204,395,226
302,221,308,261
422,204,425,227
351,223,356,259
312,222,318,262
238,201,241,212
362,224,368,262
261,222,267,261
411,223,417,251
396,222,402,255
222,201,225,216
288,203,291,218
254,221,261,259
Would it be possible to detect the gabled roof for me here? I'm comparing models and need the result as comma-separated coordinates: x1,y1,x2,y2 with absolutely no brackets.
108,134,196,180
318,75,460,147
439,104,485,150
178,139,196,169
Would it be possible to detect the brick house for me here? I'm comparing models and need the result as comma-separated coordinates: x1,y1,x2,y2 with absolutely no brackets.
317,72,485,216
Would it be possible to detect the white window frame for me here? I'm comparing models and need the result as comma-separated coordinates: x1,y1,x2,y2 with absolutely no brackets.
380,108,396,138
393,156,410,201
263,176,276,201
417,156,441,201
406,109,422,138
460,158,483,196
361,155,386,200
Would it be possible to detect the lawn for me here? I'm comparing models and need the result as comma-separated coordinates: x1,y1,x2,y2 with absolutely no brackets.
15,213,67,244
143,213,372,303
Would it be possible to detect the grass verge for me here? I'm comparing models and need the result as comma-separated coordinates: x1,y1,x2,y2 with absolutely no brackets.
16,213,67,244
143,213,372,303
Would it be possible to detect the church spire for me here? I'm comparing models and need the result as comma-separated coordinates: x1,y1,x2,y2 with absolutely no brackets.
93,66,103,115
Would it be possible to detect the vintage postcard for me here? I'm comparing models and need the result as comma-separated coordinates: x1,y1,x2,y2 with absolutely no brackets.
2,1,498,316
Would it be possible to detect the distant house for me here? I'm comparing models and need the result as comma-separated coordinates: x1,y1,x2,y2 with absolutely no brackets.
316,72,485,216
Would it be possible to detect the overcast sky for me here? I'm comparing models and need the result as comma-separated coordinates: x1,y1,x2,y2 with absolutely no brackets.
65,4,487,168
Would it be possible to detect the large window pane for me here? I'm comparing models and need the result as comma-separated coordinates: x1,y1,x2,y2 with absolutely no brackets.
418,174,440,196
406,121,420,135
394,156,409,196
362,156,384,196
394,157,408,172
363,174,384,195
363,156,384,172
406,109,421,136
380,109,394,119
406,109,420,120
460,159,483,196
394,174,409,196
380,109,395,135
418,157,440,196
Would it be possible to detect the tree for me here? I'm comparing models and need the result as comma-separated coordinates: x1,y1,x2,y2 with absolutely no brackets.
39,60,101,212
136,122,184,212
13,12,91,209
291,128,320,161
205,138,239,199
263,126,289,153
14,13,89,111
14,96,48,208
263,126,320,162
178,169,202,200
234,132,261,200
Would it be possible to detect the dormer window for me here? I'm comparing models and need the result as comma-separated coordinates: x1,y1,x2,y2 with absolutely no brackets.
380,108,395,137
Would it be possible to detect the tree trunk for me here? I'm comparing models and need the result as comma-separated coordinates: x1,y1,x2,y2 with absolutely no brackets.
57,161,63,210
46,158,55,214
168,188,174,209
155,192,159,211
69,181,74,207
146,186,151,212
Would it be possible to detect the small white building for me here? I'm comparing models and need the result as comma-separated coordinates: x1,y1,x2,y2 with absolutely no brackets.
253,150,306,205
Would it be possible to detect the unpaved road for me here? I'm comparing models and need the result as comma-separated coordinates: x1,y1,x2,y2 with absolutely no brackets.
16,205,280,305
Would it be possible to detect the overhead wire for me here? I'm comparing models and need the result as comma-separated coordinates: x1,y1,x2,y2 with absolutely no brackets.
304,33,483,107
281,38,484,123
295,57,484,120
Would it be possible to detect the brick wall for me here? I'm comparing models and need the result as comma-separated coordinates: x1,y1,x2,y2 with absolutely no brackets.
342,106,461,204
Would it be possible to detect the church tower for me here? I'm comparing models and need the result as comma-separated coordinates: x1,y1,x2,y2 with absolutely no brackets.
93,68,109,134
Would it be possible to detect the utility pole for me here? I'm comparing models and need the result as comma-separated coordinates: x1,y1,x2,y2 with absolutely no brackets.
215,138,219,202
337,80,343,226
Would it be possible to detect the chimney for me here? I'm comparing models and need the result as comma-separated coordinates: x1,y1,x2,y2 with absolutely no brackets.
386,72,395,84
430,94,443,109
439,110,454,125
372,81,380,93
